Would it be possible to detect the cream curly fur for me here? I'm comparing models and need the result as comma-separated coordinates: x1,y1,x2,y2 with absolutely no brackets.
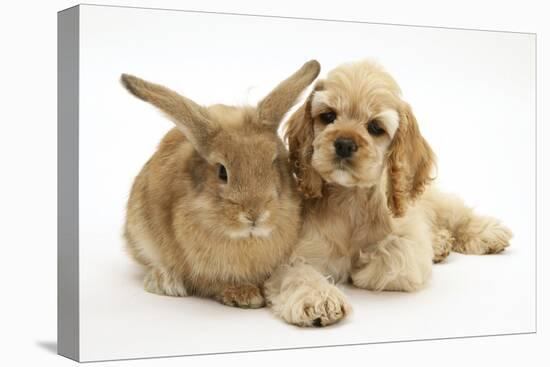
265,60,512,327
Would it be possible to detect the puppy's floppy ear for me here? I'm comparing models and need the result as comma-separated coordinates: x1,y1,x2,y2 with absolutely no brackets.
120,74,219,156
386,102,435,217
285,82,325,199
257,60,321,130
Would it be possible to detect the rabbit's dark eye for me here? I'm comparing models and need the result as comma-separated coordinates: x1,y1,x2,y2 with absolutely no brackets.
367,119,385,136
218,164,228,182
319,111,336,124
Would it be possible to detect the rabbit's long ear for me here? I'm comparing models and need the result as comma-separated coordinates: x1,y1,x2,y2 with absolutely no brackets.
257,60,321,129
121,74,219,155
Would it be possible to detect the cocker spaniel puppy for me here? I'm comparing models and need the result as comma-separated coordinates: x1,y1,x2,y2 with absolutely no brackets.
265,60,512,327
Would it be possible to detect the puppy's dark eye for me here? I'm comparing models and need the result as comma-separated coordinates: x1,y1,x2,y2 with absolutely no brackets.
218,164,228,182
367,120,385,136
319,111,336,124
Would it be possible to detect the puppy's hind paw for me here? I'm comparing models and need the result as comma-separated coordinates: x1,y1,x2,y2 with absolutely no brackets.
454,219,512,255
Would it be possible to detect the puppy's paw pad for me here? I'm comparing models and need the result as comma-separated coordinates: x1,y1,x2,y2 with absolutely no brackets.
218,284,265,309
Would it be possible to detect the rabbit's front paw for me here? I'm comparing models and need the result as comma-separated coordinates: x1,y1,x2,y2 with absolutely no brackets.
217,284,265,309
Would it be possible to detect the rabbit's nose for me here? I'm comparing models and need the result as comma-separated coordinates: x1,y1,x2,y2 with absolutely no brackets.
239,211,258,226
247,213,259,227
244,210,270,226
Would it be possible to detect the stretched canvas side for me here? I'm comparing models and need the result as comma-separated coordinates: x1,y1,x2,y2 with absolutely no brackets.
57,5,80,362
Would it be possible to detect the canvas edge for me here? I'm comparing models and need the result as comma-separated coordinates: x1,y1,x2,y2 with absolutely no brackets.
55,4,538,362
57,5,80,362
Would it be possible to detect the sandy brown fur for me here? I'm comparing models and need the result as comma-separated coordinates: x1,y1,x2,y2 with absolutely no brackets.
122,61,321,306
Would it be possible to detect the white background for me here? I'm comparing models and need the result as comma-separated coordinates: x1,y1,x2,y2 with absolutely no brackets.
0,0,547,366
76,4,536,362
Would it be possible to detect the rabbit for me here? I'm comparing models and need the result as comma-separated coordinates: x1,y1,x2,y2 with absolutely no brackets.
121,60,320,308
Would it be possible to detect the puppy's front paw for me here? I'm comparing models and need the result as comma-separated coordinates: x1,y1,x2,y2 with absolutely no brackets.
217,284,265,309
144,268,187,297
432,229,454,263
279,284,351,327
352,235,432,292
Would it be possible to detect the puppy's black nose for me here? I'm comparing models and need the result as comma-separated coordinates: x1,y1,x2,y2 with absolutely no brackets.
334,138,357,158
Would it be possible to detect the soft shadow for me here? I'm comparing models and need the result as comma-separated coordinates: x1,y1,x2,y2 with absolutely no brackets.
36,340,57,354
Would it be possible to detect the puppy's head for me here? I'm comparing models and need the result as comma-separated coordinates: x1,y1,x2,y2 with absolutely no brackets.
286,60,435,217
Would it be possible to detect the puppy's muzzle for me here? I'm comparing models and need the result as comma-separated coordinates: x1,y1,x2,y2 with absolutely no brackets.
334,138,357,159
